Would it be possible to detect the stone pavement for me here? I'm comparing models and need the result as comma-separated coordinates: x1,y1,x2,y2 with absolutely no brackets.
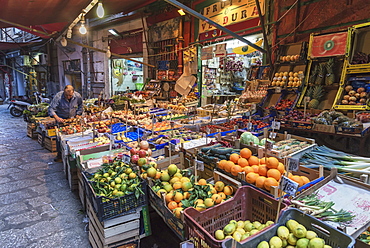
0,104,90,247
0,104,181,248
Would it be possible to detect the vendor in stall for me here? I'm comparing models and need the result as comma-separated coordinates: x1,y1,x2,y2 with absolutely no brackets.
48,85,83,122
48,85,83,162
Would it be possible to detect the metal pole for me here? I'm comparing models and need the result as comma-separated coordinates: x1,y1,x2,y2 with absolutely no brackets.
163,0,266,53
255,0,274,70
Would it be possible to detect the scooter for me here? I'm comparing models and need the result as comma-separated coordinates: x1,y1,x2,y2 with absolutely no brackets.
8,99,31,117
8,92,50,117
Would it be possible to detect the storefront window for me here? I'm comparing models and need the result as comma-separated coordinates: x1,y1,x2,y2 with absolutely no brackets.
111,58,144,95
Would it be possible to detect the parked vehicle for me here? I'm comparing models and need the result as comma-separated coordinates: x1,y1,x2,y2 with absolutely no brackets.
8,92,50,117
8,99,31,117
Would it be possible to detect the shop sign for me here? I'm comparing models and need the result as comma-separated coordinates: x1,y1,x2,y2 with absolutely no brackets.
310,32,348,58
215,43,227,57
199,0,264,33
201,46,214,60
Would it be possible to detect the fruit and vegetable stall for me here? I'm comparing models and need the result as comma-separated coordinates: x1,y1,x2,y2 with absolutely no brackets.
20,21,370,248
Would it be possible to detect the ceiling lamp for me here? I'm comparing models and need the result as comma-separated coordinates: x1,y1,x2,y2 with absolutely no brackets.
178,9,186,16
108,29,121,37
97,1,105,18
79,15,87,35
60,36,68,47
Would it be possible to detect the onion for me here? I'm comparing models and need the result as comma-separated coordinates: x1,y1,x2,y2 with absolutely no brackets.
345,85,353,92
359,98,366,103
349,96,357,102
349,90,356,96
360,92,367,98
355,93,361,99
139,140,149,150
349,101,356,105
342,100,349,104
357,87,365,93
343,95,350,100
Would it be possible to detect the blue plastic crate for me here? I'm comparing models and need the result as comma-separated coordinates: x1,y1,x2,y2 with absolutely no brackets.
111,123,128,134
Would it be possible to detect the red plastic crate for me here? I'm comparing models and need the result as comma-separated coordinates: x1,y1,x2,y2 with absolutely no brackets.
183,186,287,248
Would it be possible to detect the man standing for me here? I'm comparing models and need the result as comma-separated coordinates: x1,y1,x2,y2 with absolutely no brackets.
48,85,83,122
48,85,83,162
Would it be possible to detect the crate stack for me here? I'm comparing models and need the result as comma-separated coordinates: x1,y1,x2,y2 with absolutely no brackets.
27,123,38,139
82,172,151,248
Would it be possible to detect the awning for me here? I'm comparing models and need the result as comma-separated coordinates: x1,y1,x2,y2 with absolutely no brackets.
0,0,156,37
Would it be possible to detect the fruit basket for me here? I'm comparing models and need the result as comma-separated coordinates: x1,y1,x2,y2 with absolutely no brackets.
222,208,355,248
82,171,148,222
183,186,287,248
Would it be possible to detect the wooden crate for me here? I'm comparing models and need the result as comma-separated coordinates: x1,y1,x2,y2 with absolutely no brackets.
67,157,79,191
38,133,44,146
87,201,141,248
27,123,37,139
77,168,86,211
44,136,57,152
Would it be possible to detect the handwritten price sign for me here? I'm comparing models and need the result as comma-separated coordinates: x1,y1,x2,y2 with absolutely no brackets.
281,176,299,196
195,160,204,171
286,157,300,172
271,121,281,130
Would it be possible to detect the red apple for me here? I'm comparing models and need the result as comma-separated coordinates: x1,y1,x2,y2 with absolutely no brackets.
138,150,147,158
130,148,138,155
131,155,139,164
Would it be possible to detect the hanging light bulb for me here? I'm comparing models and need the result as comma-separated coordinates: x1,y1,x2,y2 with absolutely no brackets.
66,28,72,39
79,15,87,35
106,46,111,58
60,36,67,47
97,1,105,18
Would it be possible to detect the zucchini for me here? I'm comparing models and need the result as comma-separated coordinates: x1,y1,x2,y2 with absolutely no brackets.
200,144,222,153
211,147,233,155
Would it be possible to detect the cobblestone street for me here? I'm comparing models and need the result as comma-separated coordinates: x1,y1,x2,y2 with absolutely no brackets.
0,105,90,247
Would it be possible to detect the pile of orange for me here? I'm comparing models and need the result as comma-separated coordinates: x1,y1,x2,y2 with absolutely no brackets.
163,180,235,218
217,148,310,192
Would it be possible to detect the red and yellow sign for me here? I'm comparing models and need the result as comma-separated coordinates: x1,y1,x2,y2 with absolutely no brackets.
310,32,348,58
199,0,264,33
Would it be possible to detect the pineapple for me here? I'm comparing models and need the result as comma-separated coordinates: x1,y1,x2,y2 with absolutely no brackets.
315,63,326,85
307,85,324,109
325,58,335,85
305,86,314,99
308,65,318,85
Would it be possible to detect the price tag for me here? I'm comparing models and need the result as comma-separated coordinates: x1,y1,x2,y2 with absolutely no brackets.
286,134,291,140
152,118,157,124
123,155,130,164
269,132,277,139
169,143,176,151
196,160,204,171
304,96,311,104
286,157,300,172
280,176,299,196
265,140,273,150
271,121,281,130
247,122,253,130
275,87,282,93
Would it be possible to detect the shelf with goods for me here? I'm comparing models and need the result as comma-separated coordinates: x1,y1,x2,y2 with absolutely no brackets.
271,41,308,90
332,22,370,111
297,30,349,110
